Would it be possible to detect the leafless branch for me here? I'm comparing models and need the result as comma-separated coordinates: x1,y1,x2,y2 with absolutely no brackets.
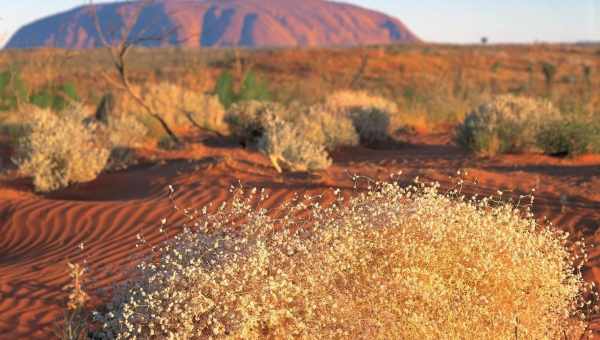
89,0,182,145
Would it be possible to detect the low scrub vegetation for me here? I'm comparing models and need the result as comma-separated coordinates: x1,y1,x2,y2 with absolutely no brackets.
114,82,227,136
326,90,395,144
225,101,361,172
258,112,331,172
93,181,591,339
325,90,398,114
214,70,272,109
13,106,110,192
537,120,600,157
456,95,562,156
457,94,600,157
297,105,359,150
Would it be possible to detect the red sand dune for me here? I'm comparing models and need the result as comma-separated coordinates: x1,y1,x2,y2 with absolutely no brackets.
0,135,599,338
6,0,420,49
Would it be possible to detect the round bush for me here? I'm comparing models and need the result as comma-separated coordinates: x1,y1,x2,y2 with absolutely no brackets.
14,106,110,192
349,108,391,145
94,182,587,339
258,112,331,172
537,121,600,157
456,95,561,155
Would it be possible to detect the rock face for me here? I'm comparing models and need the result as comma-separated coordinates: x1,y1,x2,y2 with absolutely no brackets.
6,0,420,49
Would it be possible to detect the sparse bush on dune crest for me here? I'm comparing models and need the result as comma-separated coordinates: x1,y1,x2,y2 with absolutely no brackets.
14,106,110,192
456,95,561,156
94,181,591,339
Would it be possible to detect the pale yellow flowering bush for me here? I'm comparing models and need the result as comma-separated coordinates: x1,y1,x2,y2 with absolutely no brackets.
94,181,589,339
456,95,562,155
297,105,359,151
114,82,226,133
105,115,148,148
258,112,332,172
14,106,110,192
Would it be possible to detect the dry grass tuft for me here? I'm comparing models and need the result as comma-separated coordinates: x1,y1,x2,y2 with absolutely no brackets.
325,90,398,114
56,262,89,340
93,180,591,339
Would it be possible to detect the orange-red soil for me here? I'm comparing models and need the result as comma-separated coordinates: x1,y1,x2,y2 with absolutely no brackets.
0,134,599,338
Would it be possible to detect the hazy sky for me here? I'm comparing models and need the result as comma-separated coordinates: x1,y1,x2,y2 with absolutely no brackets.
1,0,598,45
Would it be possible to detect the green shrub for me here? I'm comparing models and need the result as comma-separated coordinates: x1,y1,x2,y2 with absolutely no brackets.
0,67,28,111
29,82,80,112
537,121,600,156
14,106,110,192
214,70,272,109
215,71,236,109
456,95,561,156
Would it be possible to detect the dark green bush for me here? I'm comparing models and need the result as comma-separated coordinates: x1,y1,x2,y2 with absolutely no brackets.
537,121,600,157
214,70,271,109
0,68,28,111
215,71,236,109
30,83,80,112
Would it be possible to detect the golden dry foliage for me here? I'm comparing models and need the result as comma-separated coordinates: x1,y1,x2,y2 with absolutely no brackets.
94,181,589,339
325,90,398,113
114,82,227,134
14,106,110,192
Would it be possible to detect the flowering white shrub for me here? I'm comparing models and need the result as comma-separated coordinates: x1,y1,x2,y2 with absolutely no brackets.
14,106,110,192
456,95,562,155
94,181,589,339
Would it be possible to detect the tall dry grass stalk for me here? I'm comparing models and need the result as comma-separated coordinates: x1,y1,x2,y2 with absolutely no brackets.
56,262,90,340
